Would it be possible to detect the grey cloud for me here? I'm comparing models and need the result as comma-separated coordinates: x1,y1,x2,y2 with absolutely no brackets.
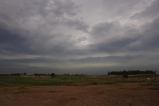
91,37,137,53
0,0,159,74
130,20,159,51
0,27,32,54
67,54,142,64
63,19,89,32
90,21,140,52
100,0,149,19
132,0,159,20
91,22,117,38
0,0,88,54
90,13,159,53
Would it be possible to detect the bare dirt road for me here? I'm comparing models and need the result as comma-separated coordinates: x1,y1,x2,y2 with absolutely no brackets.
0,83,159,106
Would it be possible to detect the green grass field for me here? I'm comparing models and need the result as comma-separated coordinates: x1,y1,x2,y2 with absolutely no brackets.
0,75,112,86
0,75,158,87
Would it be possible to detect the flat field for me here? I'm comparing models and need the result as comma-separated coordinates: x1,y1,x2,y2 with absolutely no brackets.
0,75,159,106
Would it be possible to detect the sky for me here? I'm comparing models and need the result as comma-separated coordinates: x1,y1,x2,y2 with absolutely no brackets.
0,0,159,74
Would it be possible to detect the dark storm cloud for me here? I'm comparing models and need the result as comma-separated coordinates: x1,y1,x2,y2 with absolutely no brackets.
91,36,137,52
91,22,117,38
127,17,159,51
90,17,159,53
0,27,31,53
0,0,159,74
0,0,89,54
90,21,140,52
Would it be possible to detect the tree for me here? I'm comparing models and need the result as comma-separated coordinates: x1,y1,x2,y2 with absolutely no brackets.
50,73,55,78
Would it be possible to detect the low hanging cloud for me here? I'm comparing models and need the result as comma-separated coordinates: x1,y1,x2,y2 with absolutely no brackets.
0,0,89,54
0,0,159,74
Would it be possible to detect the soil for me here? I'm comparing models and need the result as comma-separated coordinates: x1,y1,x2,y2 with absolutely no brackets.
0,83,159,106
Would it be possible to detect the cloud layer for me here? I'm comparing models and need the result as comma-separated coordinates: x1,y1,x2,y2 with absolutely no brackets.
0,0,159,74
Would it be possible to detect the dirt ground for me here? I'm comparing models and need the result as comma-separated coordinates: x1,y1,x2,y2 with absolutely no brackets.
0,83,159,106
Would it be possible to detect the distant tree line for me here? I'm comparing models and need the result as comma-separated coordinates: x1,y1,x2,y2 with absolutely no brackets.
0,73,27,76
33,73,55,77
0,73,55,78
108,70,156,76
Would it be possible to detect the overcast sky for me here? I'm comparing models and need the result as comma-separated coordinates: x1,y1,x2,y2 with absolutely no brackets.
0,0,159,74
